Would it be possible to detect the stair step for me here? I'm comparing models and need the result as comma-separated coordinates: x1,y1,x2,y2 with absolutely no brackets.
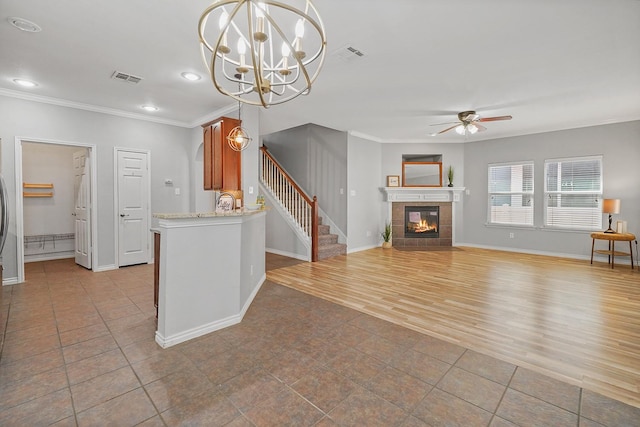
318,224,330,235
319,233,338,245
318,243,347,260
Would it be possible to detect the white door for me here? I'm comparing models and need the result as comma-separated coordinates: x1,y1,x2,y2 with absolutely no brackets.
73,149,91,269
117,150,150,267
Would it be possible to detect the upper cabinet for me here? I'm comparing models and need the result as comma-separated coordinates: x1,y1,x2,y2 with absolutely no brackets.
202,117,241,191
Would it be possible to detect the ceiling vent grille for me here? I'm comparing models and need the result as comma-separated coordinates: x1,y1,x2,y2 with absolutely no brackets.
331,45,365,63
111,71,143,84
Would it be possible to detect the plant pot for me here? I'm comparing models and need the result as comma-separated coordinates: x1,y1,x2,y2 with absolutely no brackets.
447,183,453,187
382,241,392,249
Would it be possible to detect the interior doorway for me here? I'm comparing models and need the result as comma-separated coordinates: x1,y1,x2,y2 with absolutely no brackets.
15,138,97,283
114,148,150,267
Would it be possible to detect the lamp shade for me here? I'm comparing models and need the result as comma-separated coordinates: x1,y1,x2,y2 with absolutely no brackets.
602,198,620,214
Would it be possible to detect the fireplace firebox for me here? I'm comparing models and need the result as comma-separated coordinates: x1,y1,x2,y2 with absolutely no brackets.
404,206,439,238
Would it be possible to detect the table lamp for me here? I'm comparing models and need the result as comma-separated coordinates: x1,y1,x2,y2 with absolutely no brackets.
602,198,620,233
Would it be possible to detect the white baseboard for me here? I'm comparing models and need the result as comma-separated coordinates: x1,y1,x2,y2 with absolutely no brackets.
456,242,637,266
2,277,20,286
240,273,266,317
94,264,118,272
347,244,380,254
156,314,243,348
155,274,267,349
266,247,309,261
25,253,74,263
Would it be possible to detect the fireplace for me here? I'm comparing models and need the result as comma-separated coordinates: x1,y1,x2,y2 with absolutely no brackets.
389,201,452,247
383,187,460,248
405,206,439,238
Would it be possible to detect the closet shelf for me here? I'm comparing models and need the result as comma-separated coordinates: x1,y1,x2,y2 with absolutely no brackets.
24,183,54,189
23,192,53,198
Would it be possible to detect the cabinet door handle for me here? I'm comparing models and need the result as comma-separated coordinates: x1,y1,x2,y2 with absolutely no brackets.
120,214,130,217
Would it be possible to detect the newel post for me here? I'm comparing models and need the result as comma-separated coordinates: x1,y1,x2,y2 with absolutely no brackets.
311,196,319,262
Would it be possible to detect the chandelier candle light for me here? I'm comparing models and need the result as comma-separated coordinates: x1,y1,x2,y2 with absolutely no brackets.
199,0,326,108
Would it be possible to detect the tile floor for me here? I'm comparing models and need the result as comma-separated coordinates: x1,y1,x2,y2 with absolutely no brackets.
0,257,639,426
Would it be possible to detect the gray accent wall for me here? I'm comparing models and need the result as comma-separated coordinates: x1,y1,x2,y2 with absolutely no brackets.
461,120,640,258
0,95,191,280
262,123,348,233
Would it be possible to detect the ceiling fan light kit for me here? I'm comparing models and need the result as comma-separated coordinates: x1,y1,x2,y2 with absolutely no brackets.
432,110,512,136
198,0,327,108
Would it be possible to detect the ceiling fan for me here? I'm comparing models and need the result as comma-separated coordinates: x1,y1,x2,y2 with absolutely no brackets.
430,110,512,136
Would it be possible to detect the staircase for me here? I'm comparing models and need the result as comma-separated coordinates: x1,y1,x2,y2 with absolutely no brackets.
260,145,347,262
318,216,347,260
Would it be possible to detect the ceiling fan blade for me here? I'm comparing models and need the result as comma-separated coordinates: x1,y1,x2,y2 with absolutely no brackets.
478,115,512,122
471,122,487,132
430,124,460,135
429,121,459,127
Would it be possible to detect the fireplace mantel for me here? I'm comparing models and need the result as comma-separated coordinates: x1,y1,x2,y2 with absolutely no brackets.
380,187,466,203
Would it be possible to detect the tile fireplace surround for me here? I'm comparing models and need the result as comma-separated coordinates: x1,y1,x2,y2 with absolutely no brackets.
381,187,465,248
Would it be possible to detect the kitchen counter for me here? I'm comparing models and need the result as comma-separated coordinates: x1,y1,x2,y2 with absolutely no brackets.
153,207,265,220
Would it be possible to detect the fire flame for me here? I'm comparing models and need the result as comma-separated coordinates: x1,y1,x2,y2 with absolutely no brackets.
412,219,437,233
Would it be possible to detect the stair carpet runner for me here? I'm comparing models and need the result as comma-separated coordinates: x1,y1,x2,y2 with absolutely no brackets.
317,216,347,260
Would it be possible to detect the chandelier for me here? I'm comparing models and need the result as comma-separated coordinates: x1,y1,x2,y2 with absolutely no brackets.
198,0,327,108
227,75,252,151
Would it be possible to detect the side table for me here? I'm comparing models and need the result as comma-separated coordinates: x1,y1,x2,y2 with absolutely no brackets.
590,232,635,269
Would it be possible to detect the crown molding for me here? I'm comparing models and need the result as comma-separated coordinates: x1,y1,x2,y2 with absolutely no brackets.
0,88,191,128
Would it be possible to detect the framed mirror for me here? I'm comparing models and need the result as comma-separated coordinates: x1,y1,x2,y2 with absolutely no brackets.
402,162,442,187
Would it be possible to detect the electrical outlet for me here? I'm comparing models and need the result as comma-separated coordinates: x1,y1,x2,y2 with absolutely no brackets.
509,232,514,238
174,188,180,195
249,186,254,194
366,231,371,237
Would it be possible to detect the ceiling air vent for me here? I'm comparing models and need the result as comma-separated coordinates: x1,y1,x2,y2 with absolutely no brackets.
331,45,365,63
111,71,143,84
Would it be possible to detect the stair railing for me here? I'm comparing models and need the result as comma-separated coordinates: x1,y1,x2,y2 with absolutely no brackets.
260,146,318,262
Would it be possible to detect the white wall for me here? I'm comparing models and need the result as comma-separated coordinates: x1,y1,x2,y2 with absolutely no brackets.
0,95,191,281
347,134,382,251
22,143,79,260
461,120,640,258
22,143,77,236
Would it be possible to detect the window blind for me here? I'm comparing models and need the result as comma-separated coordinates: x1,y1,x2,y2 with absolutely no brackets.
544,156,602,230
488,162,534,226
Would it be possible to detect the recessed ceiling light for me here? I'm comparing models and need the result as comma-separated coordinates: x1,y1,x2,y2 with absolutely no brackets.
8,17,42,33
13,79,38,88
141,105,159,112
181,72,201,81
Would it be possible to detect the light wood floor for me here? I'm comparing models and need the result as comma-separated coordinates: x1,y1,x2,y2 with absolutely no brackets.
267,247,640,408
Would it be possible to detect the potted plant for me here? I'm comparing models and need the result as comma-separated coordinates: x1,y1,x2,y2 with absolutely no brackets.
447,165,454,187
381,222,392,248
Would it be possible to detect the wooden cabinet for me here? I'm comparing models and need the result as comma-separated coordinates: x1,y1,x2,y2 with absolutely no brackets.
202,117,241,191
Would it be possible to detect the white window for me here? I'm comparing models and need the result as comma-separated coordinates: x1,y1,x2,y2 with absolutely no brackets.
488,162,534,226
544,156,602,230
